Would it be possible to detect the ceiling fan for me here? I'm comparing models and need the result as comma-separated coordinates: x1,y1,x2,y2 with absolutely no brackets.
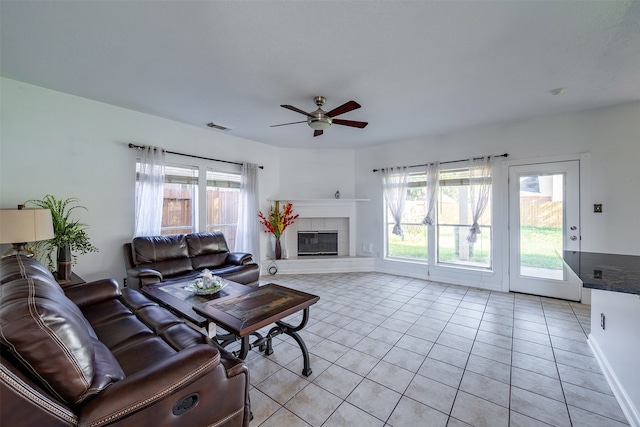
271,96,368,137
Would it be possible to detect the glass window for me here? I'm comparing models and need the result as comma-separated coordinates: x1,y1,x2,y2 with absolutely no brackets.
162,164,198,235
437,168,492,268
206,169,240,250
135,162,242,241
386,173,428,261
135,162,199,235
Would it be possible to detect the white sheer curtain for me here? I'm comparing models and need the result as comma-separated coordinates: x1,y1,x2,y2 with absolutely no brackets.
466,157,492,243
134,146,165,237
380,166,409,239
421,161,439,226
235,163,260,261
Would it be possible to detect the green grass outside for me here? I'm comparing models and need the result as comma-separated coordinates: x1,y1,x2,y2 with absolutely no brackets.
519,226,563,269
388,225,563,269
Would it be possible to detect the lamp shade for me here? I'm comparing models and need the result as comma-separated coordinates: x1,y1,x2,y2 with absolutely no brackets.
0,208,55,244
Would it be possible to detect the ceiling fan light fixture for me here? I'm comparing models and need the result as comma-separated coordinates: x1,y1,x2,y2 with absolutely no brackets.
307,112,332,130
307,118,332,130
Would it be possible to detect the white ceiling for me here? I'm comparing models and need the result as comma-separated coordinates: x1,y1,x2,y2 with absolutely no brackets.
1,1,639,149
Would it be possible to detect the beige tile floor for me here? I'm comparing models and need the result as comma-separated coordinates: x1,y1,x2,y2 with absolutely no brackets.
236,272,628,426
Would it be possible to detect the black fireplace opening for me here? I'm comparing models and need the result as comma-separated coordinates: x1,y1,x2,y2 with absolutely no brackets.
298,231,338,256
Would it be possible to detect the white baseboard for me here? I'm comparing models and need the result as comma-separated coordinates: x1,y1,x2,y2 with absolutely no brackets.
588,334,639,427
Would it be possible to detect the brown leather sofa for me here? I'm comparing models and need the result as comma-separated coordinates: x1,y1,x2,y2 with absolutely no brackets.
124,232,260,290
0,255,250,427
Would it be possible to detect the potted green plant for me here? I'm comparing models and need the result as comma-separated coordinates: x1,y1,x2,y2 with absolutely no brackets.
25,195,98,281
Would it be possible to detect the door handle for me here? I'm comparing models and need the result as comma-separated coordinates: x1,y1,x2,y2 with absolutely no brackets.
570,236,577,241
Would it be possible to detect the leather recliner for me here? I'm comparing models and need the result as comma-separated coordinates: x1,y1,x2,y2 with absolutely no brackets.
0,255,250,426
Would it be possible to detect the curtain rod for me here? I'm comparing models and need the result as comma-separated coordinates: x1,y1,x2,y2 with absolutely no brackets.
128,143,264,169
372,153,508,172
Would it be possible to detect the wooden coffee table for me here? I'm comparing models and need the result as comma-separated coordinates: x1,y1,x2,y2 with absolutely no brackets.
141,277,254,328
141,279,320,376
194,284,320,376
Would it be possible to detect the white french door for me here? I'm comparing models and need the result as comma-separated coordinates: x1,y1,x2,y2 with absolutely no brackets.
509,161,581,301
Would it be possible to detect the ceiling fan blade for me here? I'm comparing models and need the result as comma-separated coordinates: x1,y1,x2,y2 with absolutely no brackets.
313,130,323,137
281,105,311,116
270,120,307,127
332,118,368,129
326,100,361,117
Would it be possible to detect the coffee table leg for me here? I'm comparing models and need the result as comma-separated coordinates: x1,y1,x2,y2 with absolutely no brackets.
238,336,250,360
274,308,313,376
216,332,237,348
286,326,312,376
264,335,274,355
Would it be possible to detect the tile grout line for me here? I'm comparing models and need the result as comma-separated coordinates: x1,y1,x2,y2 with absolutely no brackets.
251,273,626,427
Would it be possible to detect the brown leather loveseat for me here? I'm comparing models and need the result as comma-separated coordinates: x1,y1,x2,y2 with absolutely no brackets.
124,232,260,290
0,255,250,426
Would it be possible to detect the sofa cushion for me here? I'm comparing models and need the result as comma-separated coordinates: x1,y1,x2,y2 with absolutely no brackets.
133,235,189,264
0,257,124,405
186,232,230,255
132,235,193,277
0,255,54,284
87,337,126,400
187,232,230,270
191,252,230,270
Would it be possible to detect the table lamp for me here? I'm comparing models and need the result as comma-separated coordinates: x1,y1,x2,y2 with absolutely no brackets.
0,205,54,257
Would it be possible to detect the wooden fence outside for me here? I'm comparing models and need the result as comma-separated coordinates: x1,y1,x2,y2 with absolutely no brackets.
402,200,563,229
161,188,239,249
519,201,563,228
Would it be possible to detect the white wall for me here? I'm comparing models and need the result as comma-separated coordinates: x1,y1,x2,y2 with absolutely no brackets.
2,77,638,289
277,148,355,199
589,289,640,426
355,102,640,290
0,78,281,283
0,78,363,283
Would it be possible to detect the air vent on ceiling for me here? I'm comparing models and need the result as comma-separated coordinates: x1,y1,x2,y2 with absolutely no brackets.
206,122,231,131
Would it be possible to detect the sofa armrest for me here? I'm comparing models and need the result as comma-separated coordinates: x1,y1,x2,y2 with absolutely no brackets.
79,345,231,426
63,279,121,308
227,252,253,265
127,267,163,285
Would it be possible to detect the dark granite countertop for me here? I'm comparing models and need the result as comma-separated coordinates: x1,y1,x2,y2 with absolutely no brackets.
562,251,640,295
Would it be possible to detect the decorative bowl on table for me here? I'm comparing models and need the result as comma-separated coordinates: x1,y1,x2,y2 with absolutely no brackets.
190,276,226,295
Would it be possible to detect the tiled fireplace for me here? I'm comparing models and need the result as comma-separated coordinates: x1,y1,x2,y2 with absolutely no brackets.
290,218,348,257
274,199,363,258
262,199,374,275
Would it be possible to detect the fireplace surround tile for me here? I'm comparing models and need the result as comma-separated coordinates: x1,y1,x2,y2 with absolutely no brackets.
271,198,369,258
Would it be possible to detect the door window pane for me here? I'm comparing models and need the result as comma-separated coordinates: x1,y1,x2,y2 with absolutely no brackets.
519,174,564,279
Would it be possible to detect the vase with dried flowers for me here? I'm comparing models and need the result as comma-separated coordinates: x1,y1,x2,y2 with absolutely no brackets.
258,201,299,259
